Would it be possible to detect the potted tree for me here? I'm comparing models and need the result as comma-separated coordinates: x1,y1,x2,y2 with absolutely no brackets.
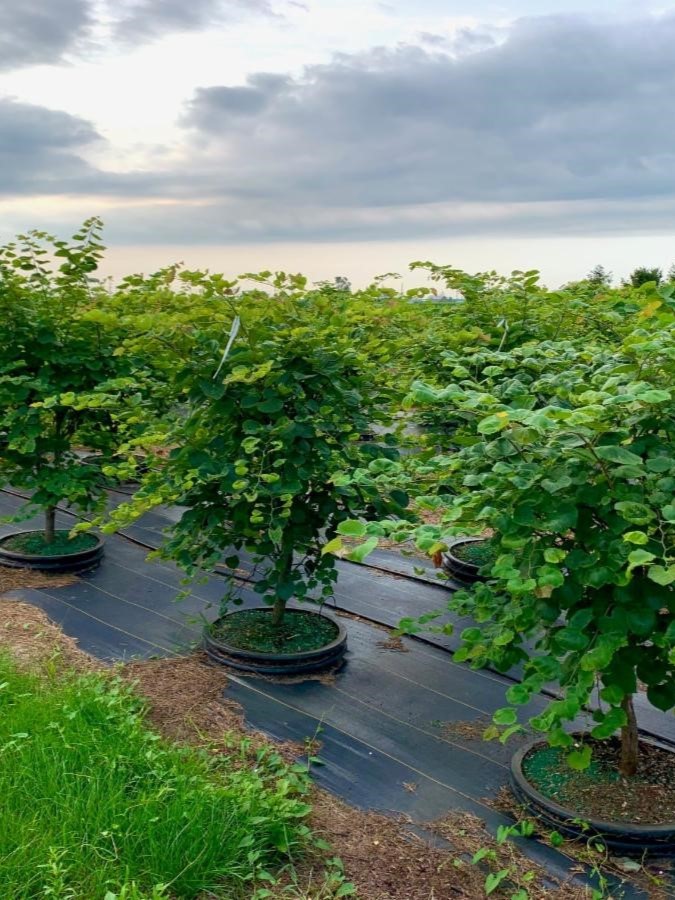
382,307,675,853
441,536,497,584
0,221,146,573
106,286,407,673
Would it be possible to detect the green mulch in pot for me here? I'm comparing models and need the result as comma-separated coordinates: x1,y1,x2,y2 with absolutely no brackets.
451,540,497,567
522,738,675,825
2,531,98,557
211,608,339,654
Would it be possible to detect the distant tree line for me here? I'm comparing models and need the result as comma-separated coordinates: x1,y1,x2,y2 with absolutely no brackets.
586,263,675,288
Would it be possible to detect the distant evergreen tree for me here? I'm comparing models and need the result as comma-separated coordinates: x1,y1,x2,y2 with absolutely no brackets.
667,264,675,283
625,266,662,288
333,276,352,292
586,264,612,287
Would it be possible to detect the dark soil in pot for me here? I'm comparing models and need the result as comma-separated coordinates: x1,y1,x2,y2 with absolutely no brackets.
211,608,339,654
511,736,675,853
0,530,104,573
442,537,496,584
204,607,347,675
451,540,496,568
2,531,97,557
522,738,675,826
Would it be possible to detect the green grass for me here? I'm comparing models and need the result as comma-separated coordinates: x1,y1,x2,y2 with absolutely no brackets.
1,530,98,556
211,609,339,654
0,656,312,898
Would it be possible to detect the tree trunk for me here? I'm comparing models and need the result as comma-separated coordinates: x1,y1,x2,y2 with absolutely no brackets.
44,506,56,546
619,694,639,777
271,596,286,628
271,553,293,628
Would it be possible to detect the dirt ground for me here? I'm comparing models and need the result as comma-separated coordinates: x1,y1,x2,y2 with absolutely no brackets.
0,594,645,900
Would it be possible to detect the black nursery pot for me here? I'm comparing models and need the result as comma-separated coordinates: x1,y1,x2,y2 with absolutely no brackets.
203,607,348,675
0,531,104,574
510,737,675,855
442,537,492,585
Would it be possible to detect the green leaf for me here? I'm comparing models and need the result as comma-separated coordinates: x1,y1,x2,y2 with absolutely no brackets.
345,536,378,563
568,609,594,630
627,549,656,571
411,382,439,403
541,475,573,493
636,389,671,404
566,745,592,771
484,870,510,895
647,682,675,712
336,520,366,537
493,628,515,647
646,457,673,473
661,504,675,523
623,531,648,545
599,683,625,705
614,501,654,525
198,379,225,399
390,489,409,508
556,628,589,652
477,412,510,435
276,581,295,601
648,565,675,586
461,627,482,643
537,567,565,589
257,397,284,413
493,707,517,726
544,548,567,563
506,683,532,705
590,706,627,740
596,445,643,466
626,606,656,635
580,643,615,671
542,505,578,531
321,536,343,556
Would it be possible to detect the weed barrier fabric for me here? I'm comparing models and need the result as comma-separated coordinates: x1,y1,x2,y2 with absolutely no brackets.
223,676,650,899
3,489,675,746
120,498,675,748
0,492,670,895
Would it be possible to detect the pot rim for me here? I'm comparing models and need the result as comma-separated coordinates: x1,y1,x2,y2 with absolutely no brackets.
511,735,675,838
205,605,347,662
0,529,104,561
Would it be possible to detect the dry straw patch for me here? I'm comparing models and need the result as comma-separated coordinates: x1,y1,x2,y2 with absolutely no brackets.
0,592,99,674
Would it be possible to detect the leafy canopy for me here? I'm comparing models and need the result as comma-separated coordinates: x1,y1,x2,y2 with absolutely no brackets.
107,288,409,618
0,220,157,526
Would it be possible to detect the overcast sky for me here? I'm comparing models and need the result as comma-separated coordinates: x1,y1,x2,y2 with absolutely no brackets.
1,0,674,286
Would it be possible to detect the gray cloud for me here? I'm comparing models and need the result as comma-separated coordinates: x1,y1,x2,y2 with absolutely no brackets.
112,0,275,44
0,98,102,193
0,98,172,199
6,11,675,246
0,0,93,70
184,73,290,123
95,194,675,246
0,0,280,72
181,13,675,215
